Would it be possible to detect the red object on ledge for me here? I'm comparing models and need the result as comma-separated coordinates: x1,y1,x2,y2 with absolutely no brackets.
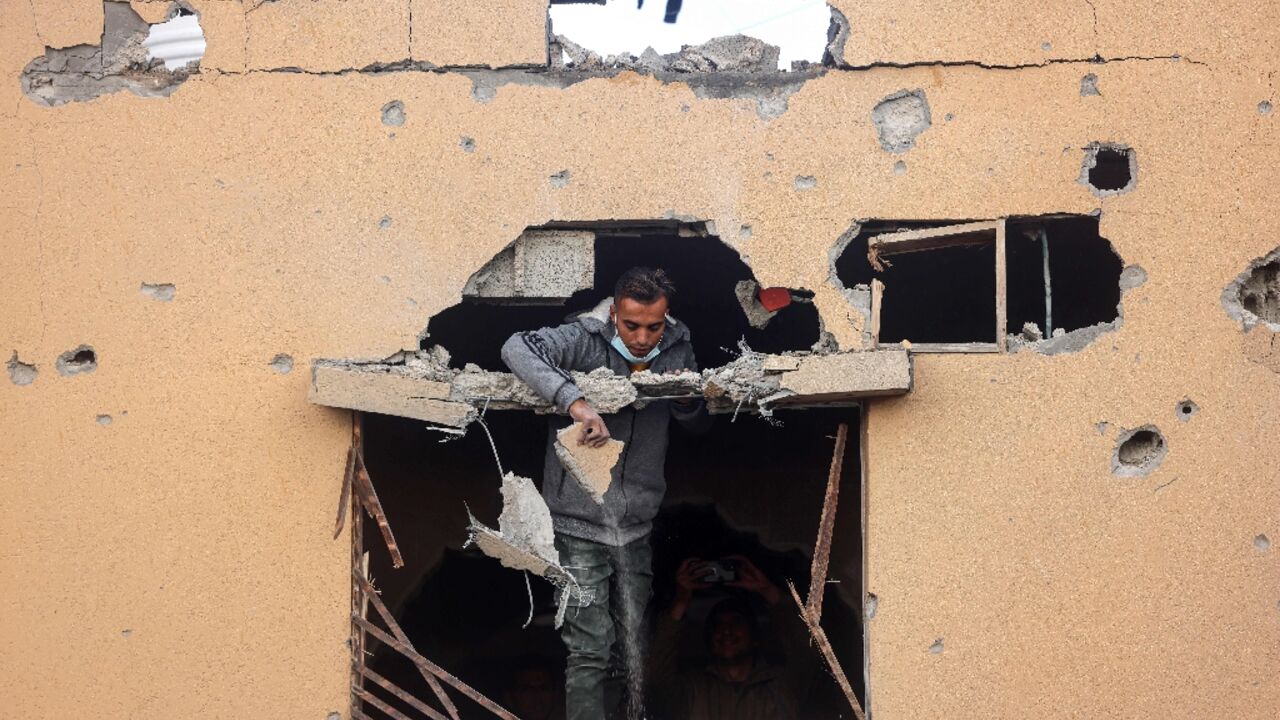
757,287,792,313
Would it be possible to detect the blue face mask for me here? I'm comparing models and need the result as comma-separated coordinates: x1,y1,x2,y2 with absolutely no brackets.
610,333,662,364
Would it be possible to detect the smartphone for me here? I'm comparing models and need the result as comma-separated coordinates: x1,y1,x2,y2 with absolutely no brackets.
700,559,738,583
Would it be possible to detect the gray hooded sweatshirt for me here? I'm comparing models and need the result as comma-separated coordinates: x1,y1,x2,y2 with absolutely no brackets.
500,299,710,546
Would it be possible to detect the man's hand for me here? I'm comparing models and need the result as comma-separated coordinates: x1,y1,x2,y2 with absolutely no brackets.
670,557,710,620
724,555,781,606
568,399,610,448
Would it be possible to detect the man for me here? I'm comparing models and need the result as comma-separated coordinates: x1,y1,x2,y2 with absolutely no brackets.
501,266,709,719
649,556,812,720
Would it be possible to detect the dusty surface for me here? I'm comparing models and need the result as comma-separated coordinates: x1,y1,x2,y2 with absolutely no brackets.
1,1,1278,719
554,421,623,504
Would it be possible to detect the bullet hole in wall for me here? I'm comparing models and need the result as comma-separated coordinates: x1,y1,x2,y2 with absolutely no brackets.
1175,399,1199,422
1112,426,1167,477
1081,143,1136,196
549,170,572,188
381,100,405,127
269,354,294,374
928,638,944,654
56,346,97,376
7,352,38,386
1255,534,1271,551
140,282,176,301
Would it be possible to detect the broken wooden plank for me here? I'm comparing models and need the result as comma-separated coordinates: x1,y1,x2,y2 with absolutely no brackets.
807,424,847,620
354,616,520,720
866,220,999,256
788,582,867,720
362,668,450,720
996,218,1008,353
356,572,461,720
353,437,404,569
311,364,476,427
773,350,911,404
334,416,357,539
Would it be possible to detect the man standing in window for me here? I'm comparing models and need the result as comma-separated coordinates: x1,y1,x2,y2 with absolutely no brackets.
502,266,709,719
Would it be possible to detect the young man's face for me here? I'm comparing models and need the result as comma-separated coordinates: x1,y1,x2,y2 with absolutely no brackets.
709,610,755,663
611,296,668,358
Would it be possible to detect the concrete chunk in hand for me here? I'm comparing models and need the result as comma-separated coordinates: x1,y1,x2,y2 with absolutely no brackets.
554,422,624,504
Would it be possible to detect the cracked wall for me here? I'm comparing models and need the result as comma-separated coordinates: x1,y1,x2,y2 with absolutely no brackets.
1,1,1278,719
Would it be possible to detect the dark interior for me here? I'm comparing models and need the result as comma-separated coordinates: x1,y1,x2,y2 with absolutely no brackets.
834,215,1123,344
360,406,864,719
1087,147,1133,191
424,228,821,370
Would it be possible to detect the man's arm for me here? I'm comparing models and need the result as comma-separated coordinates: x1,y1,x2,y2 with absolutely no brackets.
500,324,610,446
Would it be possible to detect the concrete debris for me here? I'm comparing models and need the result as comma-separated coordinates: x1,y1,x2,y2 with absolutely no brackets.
21,2,193,107
1019,322,1045,342
735,280,779,329
872,90,932,153
56,346,97,376
1222,248,1280,330
1112,425,1168,477
1007,319,1121,355
311,345,912,423
467,473,593,615
139,282,176,301
554,422,623,504
554,34,781,74
497,473,559,565
7,352,38,386
629,369,703,398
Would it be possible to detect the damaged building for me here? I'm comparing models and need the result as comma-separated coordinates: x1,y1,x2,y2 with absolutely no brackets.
1,0,1278,719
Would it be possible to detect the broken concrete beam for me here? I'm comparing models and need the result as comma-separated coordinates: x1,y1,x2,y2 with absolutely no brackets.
463,230,595,304
555,423,623,504
761,355,802,373
452,366,638,413
630,369,703,397
774,349,911,403
309,364,476,427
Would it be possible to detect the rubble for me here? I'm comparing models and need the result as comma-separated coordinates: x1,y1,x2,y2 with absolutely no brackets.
554,423,624,504
310,345,912,425
466,473,593,617
553,34,782,74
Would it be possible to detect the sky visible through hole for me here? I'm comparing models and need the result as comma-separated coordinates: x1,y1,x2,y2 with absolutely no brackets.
550,0,832,70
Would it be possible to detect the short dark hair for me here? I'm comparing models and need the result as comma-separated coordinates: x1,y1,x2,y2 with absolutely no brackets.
614,266,676,305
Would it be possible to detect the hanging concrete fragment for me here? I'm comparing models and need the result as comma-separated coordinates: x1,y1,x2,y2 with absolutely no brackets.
466,473,593,615
554,422,624,504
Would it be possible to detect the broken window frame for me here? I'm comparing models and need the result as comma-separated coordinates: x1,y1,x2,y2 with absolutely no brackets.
866,219,1008,353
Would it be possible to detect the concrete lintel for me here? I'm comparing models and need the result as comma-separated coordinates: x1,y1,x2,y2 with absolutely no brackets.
775,349,912,402
309,364,476,427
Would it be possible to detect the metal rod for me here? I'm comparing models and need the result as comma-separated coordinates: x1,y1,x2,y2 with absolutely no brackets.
1040,228,1053,337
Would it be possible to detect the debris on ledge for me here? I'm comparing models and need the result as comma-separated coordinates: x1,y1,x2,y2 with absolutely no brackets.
308,345,912,428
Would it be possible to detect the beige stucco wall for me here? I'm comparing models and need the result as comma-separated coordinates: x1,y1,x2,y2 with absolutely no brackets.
1,1,1276,718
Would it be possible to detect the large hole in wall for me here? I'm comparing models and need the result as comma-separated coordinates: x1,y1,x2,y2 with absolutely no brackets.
424,224,822,370
362,406,864,718
549,0,836,71
833,215,1123,347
